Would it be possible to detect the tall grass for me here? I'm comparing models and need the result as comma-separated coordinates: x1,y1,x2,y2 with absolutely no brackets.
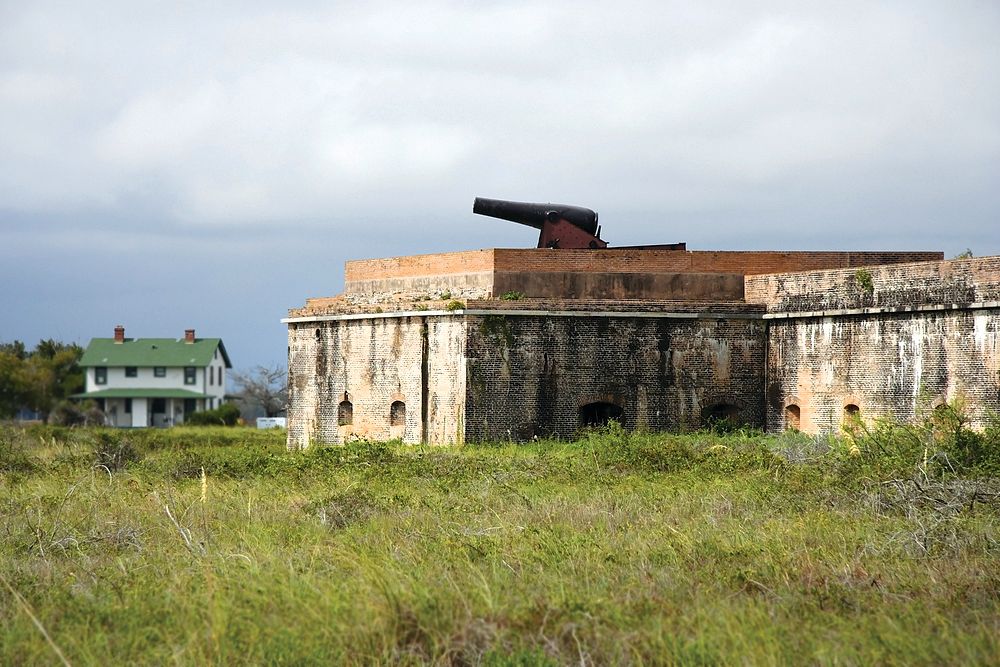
0,418,998,665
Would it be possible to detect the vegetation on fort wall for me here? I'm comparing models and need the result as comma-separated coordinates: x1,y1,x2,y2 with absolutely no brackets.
1,418,999,665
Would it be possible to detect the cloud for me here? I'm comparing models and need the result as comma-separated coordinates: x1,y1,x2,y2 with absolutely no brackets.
1,1,998,367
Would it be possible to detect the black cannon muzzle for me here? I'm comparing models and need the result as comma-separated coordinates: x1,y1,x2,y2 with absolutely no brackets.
473,197,599,236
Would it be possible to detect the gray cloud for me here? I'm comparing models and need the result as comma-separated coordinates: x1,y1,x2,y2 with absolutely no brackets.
2,1,998,367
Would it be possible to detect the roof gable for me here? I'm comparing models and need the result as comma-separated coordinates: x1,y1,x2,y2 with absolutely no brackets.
79,337,229,368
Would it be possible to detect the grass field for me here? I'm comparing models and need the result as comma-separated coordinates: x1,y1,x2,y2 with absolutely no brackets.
1,419,998,665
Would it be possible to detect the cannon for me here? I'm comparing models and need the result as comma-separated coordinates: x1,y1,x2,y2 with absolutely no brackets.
473,197,608,249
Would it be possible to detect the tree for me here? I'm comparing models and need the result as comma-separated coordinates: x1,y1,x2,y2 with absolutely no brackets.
0,339,83,419
232,365,287,418
0,349,29,418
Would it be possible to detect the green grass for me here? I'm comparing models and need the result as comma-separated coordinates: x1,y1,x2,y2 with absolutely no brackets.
1,423,998,665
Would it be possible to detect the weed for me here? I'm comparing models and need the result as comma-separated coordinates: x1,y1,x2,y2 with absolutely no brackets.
854,268,875,296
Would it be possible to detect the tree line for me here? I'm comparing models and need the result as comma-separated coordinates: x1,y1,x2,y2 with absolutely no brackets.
0,340,84,420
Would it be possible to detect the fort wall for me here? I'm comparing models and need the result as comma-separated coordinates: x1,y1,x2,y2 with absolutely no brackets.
343,248,942,303
745,256,1000,313
287,316,466,447
345,248,942,286
765,310,1000,432
750,257,1000,432
289,246,1000,446
463,313,767,441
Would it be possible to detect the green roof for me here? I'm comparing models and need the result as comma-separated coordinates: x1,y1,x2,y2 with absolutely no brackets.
72,388,214,399
79,338,232,369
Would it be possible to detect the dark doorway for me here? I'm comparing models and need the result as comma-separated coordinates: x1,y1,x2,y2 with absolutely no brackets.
702,403,741,430
579,401,623,427
338,401,353,426
390,401,406,427
785,404,801,430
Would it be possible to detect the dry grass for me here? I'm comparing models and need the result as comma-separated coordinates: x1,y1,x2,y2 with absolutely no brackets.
1,423,998,665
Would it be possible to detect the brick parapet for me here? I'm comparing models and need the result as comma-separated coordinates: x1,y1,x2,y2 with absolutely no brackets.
344,248,943,291
745,256,1000,314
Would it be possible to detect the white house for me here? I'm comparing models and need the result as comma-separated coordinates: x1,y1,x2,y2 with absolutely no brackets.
75,325,232,427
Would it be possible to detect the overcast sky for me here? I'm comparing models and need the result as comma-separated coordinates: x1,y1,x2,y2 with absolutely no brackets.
2,0,998,370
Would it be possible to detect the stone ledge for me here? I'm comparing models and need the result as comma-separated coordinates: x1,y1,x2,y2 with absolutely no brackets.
762,301,1000,320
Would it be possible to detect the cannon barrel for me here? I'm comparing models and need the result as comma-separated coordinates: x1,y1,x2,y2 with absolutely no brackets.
473,197,599,236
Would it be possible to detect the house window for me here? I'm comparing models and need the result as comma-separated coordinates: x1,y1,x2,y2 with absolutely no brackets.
154,367,166,377
125,366,137,377
785,404,801,430
125,398,132,414
184,367,196,385
338,401,354,426
218,367,223,385
390,401,406,426
579,402,624,427
209,369,214,386
95,367,107,385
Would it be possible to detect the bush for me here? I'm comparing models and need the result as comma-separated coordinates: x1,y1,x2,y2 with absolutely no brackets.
92,430,140,471
47,400,105,426
185,403,241,426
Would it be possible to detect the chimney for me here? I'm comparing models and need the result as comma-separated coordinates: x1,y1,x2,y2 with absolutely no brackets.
184,328,196,344
114,325,125,344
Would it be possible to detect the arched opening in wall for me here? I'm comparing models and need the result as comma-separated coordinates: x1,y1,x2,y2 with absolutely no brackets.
844,404,861,422
785,404,801,431
390,401,406,427
338,401,353,426
702,403,741,431
579,402,623,428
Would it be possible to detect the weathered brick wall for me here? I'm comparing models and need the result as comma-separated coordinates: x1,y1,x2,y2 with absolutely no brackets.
343,272,493,300
493,249,942,276
766,309,1000,432
286,316,466,448
468,299,763,314
746,256,1000,313
343,249,943,299
345,249,496,281
492,271,745,301
463,314,767,441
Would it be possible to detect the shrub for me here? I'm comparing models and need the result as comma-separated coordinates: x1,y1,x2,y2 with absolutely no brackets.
445,300,465,312
500,291,524,301
185,403,241,426
92,430,140,471
47,400,105,426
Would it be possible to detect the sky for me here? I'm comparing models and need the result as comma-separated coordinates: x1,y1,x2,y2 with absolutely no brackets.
2,0,998,371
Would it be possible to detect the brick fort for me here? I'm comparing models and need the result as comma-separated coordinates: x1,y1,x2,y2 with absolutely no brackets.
283,202,1000,448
